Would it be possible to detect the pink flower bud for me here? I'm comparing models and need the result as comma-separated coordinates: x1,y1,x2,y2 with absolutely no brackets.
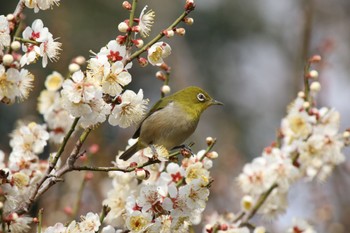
122,1,132,10
156,71,166,81
89,144,99,154
84,172,94,181
133,39,144,48
116,35,127,45
185,0,195,11
132,25,140,32
175,28,186,36
184,17,194,25
309,55,322,63
64,206,73,216
138,57,148,67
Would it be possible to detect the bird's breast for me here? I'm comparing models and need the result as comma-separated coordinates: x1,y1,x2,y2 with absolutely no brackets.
139,102,199,149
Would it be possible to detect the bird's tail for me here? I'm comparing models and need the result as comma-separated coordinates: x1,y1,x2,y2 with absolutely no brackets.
119,143,138,161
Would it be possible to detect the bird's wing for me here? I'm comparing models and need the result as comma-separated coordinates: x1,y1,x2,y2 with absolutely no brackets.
132,97,173,139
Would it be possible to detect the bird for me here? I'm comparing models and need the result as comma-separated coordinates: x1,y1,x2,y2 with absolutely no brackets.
119,86,223,160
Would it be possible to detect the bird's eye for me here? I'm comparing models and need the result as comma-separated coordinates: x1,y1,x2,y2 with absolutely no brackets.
197,93,206,102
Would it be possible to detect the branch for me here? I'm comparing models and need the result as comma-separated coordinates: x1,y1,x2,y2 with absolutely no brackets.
125,9,193,65
240,183,279,225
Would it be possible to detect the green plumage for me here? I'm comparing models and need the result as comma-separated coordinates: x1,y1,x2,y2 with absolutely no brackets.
119,86,222,160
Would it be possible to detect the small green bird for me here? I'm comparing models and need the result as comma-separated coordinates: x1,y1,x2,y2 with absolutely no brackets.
119,86,223,160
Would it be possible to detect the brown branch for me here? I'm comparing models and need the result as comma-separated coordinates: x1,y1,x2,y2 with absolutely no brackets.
124,9,193,65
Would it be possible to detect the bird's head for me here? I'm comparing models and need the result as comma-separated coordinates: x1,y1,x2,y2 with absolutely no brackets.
172,86,223,116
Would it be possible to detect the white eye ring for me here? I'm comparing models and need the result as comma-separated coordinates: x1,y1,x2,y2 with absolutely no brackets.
197,93,206,102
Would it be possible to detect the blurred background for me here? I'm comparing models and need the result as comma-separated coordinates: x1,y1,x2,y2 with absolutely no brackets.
1,0,350,232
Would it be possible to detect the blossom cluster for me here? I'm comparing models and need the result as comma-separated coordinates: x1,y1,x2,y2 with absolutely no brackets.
101,145,217,232
0,15,60,104
0,122,50,232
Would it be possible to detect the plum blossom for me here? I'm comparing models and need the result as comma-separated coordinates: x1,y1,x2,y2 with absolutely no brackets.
108,89,148,128
138,5,155,38
147,42,171,66
0,15,10,53
20,19,61,67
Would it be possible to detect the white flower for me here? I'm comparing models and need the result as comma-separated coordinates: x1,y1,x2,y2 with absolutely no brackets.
88,55,111,81
61,95,92,117
138,6,155,38
180,180,209,210
102,61,131,96
79,212,101,233
21,19,60,67
0,65,20,103
9,215,33,233
108,89,148,128
287,218,316,233
17,68,34,101
185,162,210,186
39,35,61,67
125,211,152,233
43,222,67,233
101,225,118,233
0,15,10,51
9,122,49,163
45,71,64,91
100,40,127,63
43,100,74,144
237,157,274,195
62,70,101,104
137,184,162,213
23,0,60,12
147,42,171,66
79,98,112,128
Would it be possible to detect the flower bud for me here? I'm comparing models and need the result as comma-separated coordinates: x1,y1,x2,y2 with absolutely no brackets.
122,1,132,10
309,54,322,63
343,131,350,139
175,28,186,36
68,63,80,73
185,0,195,11
206,137,214,146
156,71,166,81
84,172,94,181
135,168,150,180
161,85,171,94
129,162,138,168
6,14,14,21
2,54,14,66
302,101,310,109
118,22,129,33
310,81,321,92
116,35,127,45
184,17,194,25
64,206,73,216
163,30,174,38
73,56,86,65
0,202,3,209
241,195,254,211
206,151,218,159
89,144,99,154
10,41,21,51
137,57,148,67
254,226,266,233
133,39,144,48
308,70,318,79
131,25,140,32
297,91,305,98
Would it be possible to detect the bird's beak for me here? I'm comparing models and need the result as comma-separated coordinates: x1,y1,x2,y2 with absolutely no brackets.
211,99,224,106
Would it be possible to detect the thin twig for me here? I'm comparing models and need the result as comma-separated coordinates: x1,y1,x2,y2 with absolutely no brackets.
125,9,193,65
